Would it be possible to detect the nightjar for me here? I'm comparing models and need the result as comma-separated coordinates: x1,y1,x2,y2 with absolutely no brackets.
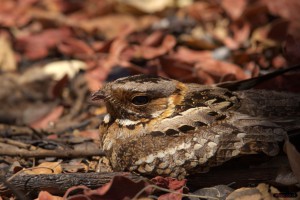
93,66,300,179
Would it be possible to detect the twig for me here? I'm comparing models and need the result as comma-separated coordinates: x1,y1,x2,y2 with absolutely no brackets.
132,184,220,200
0,145,105,158
0,138,32,149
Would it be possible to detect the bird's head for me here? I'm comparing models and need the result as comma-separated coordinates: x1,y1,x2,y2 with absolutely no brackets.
92,75,186,122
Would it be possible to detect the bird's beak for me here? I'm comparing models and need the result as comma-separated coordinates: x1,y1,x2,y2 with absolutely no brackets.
91,90,106,101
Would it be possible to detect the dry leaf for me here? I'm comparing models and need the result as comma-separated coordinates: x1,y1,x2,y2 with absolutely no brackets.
16,28,72,60
151,176,187,191
36,191,63,200
117,0,173,13
62,176,151,200
226,186,263,200
43,60,87,81
283,35,300,65
221,0,247,20
25,162,62,175
151,176,187,200
284,139,300,183
190,185,233,200
0,33,17,72
30,106,64,129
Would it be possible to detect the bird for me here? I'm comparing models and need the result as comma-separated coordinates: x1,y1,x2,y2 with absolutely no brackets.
92,65,300,179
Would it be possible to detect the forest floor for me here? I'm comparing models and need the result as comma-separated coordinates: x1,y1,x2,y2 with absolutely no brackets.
0,0,300,199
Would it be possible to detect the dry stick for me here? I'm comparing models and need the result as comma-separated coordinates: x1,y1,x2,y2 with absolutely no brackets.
1,172,142,198
0,144,105,158
0,138,32,149
0,176,28,200
132,184,220,200
1,159,287,198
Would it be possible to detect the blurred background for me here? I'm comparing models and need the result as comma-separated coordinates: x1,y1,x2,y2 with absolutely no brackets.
1,0,300,130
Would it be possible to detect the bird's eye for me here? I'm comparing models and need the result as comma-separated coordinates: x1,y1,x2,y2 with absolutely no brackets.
131,95,149,105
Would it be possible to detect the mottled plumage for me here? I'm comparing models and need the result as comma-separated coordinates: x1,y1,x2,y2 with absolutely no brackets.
93,67,300,179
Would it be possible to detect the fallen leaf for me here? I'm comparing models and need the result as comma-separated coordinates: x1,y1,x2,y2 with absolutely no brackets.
221,0,247,20
151,177,187,200
151,176,186,191
63,176,151,200
189,185,233,200
226,186,262,200
284,139,300,183
30,106,64,129
0,0,35,27
230,21,251,49
74,129,100,140
57,38,94,57
264,0,300,37
174,47,212,63
283,35,300,65
117,0,173,13
158,188,183,200
43,60,87,81
275,171,298,185
188,2,222,22
62,162,89,173
16,28,72,60
83,14,137,39
129,34,176,60
0,33,17,72
36,191,63,200
195,59,249,82
25,162,62,175
143,31,165,46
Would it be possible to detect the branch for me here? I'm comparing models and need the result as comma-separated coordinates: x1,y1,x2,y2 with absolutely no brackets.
1,172,142,197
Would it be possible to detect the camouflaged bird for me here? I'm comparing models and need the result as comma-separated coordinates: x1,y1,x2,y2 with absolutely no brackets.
93,66,300,179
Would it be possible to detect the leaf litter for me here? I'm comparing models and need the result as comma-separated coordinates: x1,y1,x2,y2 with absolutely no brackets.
0,0,300,199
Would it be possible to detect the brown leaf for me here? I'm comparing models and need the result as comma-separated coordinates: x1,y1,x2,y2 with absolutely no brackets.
63,176,151,200
62,162,89,173
195,59,249,82
16,28,72,60
188,2,222,22
283,35,300,65
57,38,94,57
0,32,17,72
85,37,129,91
25,162,62,175
36,191,63,200
0,0,35,27
135,34,176,60
264,0,300,24
30,106,64,129
85,64,108,91
143,31,165,46
229,21,251,49
151,177,186,200
151,176,186,191
242,2,269,28
221,0,247,20
157,188,183,200
83,14,137,39
267,19,289,43
74,129,100,140
174,47,212,63
159,56,195,80
284,139,300,183
226,184,278,200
